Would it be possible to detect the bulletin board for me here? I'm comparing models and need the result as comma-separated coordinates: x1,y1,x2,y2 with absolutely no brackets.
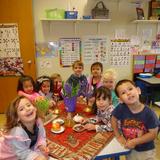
0,23,23,76
133,54,159,74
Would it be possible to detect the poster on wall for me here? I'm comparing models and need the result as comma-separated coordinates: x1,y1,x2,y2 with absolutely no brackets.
36,41,58,57
110,39,130,66
0,23,20,57
59,38,81,67
0,23,23,76
82,36,108,64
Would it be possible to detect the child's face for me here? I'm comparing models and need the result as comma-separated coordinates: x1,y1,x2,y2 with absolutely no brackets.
96,95,111,111
23,80,34,94
103,78,115,90
41,81,50,94
17,98,37,124
73,65,83,76
91,65,102,77
117,82,141,105
54,78,62,89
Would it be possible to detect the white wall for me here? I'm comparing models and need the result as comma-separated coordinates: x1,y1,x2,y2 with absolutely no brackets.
33,0,157,81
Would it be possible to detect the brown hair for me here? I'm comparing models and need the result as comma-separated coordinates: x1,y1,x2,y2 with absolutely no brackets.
95,86,111,100
115,79,136,97
91,62,103,72
72,60,84,69
4,96,37,131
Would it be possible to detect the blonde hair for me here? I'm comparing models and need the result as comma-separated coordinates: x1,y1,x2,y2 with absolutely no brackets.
72,60,84,69
103,68,117,80
51,73,62,81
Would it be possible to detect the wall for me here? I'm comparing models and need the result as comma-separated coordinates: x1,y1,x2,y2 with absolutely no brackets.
33,0,157,81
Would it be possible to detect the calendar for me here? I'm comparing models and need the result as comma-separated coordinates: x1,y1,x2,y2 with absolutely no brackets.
0,23,23,76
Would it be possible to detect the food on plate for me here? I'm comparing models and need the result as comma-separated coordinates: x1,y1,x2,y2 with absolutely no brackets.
73,114,84,123
53,118,64,125
73,124,85,132
52,122,61,131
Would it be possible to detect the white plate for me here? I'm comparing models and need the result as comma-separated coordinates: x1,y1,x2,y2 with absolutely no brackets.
52,118,64,125
51,126,65,134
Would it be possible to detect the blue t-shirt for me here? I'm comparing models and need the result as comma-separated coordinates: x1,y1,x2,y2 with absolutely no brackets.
112,103,159,152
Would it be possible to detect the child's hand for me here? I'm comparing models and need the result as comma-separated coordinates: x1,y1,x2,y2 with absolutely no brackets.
49,100,56,107
80,118,88,124
38,145,49,156
34,155,48,160
125,139,137,149
116,135,126,146
84,123,96,131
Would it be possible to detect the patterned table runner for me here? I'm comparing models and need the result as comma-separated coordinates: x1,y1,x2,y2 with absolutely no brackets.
45,102,114,159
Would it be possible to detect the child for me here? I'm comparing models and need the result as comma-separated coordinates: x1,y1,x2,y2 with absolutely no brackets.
83,86,113,132
17,75,39,102
51,73,63,101
103,68,119,108
36,76,53,100
0,96,48,160
87,62,103,113
66,60,88,97
111,79,159,160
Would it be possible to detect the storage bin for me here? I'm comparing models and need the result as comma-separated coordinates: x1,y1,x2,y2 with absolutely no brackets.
45,9,65,19
65,11,78,19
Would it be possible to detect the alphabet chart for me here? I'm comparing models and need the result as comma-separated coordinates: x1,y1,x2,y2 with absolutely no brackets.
110,39,130,66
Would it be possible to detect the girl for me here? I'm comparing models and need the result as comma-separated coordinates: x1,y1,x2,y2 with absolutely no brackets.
51,73,63,101
103,68,119,108
36,76,53,100
17,75,39,102
0,96,48,160
83,86,114,132
87,62,103,113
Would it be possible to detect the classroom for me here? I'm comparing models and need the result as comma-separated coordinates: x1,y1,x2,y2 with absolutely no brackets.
0,0,160,160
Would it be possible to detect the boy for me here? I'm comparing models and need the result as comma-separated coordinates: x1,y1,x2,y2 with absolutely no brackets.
66,60,88,97
111,79,159,160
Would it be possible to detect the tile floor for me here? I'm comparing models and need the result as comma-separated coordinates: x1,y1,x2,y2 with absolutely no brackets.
0,105,160,160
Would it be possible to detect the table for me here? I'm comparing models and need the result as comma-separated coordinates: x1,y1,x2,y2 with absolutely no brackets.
48,138,130,160
46,102,130,160
136,76,160,105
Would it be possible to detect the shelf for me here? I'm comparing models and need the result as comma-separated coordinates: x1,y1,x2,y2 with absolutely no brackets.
41,18,111,35
40,18,111,22
132,20,160,24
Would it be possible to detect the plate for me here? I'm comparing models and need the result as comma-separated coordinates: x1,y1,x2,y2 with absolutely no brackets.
51,126,65,134
89,118,97,124
52,118,64,125
73,114,83,123
139,73,153,78
73,124,85,132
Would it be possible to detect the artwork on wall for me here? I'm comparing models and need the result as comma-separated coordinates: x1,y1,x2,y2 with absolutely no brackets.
82,36,108,64
0,23,23,76
36,41,58,57
110,39,130,66
59,38,81,67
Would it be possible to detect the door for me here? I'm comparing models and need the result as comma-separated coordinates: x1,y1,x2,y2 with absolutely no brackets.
0,0,36,113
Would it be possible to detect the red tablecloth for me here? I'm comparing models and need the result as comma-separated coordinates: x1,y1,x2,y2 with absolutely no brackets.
45,102,114,159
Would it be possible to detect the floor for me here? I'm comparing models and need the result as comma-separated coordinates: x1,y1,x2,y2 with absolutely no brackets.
0,105,160,160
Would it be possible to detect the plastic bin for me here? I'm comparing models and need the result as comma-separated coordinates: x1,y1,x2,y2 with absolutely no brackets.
65,11,78,19
45,9,65,19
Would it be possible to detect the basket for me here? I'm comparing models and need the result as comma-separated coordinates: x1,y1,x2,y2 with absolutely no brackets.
45,9,65,19
91,1,109,19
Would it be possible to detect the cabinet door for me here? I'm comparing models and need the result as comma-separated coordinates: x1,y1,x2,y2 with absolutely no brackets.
0,0,36,113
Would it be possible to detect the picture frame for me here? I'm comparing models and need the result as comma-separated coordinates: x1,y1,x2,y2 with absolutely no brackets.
136,8,145,20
